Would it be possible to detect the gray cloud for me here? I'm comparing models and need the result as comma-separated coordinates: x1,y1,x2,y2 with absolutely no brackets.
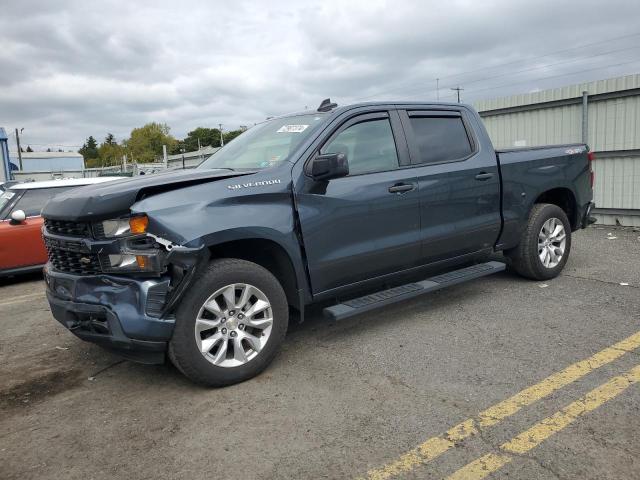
1,0,639,151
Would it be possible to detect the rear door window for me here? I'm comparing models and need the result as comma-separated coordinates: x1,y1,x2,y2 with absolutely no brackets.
11,187,73,217
407,115,473,165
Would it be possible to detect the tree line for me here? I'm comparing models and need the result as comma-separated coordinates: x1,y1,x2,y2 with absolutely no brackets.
79,123,246,168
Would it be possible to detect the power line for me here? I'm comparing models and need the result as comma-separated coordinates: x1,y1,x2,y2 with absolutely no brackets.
384,45,640,99
435,58,640,100
356,31,640,101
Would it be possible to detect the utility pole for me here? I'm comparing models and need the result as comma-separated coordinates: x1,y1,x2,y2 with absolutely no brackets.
436,78,440,100
219,124,224,147
451,86,463,103
14,128,23,170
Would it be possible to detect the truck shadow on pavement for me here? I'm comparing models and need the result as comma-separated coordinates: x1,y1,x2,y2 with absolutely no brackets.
2,268,523,412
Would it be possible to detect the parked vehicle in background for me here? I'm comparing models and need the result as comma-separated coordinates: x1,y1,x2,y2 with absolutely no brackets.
42,100,595,386
0,177,120,276
0,181,19,192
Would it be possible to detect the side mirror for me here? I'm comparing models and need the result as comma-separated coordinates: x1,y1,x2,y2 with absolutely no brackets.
310,153,349,181
10,209,26,225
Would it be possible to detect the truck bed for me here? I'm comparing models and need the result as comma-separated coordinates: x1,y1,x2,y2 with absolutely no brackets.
495,143,592,250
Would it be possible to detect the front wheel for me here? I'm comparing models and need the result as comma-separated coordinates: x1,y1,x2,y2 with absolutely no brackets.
169,258,289,387
506,203,572,281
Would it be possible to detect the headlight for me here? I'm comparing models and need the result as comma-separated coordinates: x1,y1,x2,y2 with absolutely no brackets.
98,215,148,238
102,252,161,273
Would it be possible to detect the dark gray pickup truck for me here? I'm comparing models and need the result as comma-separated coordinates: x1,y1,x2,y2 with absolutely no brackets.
42,100,595,386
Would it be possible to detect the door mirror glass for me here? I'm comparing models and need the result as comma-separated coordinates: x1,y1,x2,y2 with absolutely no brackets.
10,209,26,224
310,153,349,181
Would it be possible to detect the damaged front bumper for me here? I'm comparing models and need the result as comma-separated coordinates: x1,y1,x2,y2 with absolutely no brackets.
45,266,175,363
43,245,206,365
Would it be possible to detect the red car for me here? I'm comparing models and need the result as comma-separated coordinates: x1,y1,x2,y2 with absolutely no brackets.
0,177,119,276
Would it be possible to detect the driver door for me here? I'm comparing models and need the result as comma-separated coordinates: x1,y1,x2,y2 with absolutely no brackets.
295,110,421,295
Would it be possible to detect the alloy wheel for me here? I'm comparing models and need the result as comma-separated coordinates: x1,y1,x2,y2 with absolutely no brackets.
194,283,273,368
538,217,567,268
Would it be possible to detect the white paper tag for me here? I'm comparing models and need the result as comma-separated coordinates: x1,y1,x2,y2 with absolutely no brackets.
277,124,309,133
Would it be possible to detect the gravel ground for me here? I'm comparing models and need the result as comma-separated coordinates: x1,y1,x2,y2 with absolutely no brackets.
1,225,639,479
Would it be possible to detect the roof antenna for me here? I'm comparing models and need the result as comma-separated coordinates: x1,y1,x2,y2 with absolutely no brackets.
317,98,338,112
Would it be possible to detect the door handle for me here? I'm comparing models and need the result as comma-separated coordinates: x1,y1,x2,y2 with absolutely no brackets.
475,172,494,181
388,183,415,194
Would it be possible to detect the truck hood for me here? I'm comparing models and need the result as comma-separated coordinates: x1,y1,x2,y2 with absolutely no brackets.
42,168,255,221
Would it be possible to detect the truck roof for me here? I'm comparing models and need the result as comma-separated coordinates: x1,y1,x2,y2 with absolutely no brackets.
279,100,472,119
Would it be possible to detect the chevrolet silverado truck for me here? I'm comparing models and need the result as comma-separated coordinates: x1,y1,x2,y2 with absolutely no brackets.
42,100,595,386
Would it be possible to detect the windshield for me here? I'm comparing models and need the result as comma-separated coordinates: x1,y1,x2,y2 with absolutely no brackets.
199,113,326,170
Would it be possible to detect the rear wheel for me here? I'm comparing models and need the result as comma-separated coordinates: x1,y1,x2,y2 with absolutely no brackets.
169,258,288,386
506,203,572,280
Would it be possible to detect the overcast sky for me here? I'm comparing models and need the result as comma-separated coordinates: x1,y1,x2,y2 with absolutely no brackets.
1,0,639,151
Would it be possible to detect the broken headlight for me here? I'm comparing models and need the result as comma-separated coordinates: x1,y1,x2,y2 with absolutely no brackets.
96,215,165,274
97,215,148,238
101,252,162,273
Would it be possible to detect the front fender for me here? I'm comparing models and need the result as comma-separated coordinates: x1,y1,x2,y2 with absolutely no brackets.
130,167,310,303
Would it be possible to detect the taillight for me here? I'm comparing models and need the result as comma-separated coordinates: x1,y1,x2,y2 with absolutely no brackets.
587,151,595,189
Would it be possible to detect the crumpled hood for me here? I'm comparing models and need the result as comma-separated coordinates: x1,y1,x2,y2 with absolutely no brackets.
42,168,255,221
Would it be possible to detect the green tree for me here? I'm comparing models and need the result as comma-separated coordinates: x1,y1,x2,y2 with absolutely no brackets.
223,129,243,144
104,133,117,145
181,127,222,151
26,145,33,152
98,134,125,167
124,123,176,163
79,136,99,162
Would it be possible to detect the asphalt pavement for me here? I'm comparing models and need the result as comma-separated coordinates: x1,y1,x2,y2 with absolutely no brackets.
1,225,639,479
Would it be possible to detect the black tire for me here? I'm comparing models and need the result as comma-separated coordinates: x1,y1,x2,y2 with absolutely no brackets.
506,203,572,281
168,258,288,387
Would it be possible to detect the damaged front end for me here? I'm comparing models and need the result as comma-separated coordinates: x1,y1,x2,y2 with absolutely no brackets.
43,214,206,364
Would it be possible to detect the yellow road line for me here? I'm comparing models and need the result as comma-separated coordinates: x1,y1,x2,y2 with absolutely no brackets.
363,330,640,480
0,292,45,307
446,364,640,480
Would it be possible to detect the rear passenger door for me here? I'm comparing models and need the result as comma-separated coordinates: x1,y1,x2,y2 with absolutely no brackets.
399,109,501,264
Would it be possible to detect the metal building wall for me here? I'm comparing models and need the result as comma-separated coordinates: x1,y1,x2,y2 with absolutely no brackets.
20,155,85,172
475,74,640,226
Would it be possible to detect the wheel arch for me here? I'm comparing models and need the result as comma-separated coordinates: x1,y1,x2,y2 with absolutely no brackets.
534,187,578,230
206,237,304,311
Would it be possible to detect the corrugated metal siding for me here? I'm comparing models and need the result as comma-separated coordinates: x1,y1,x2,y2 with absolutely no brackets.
475,74,640,111
475,74,640,226
593,156,640,209
482,104,582,149
588,96,640,151
594,213,640,227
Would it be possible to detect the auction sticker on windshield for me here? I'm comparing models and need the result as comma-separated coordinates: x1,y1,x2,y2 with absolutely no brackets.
277,124,309,133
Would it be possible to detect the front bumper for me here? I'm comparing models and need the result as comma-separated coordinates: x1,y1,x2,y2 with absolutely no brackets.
45,265,175,364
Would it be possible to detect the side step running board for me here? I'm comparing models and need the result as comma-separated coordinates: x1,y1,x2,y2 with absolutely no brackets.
323,261,506,321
